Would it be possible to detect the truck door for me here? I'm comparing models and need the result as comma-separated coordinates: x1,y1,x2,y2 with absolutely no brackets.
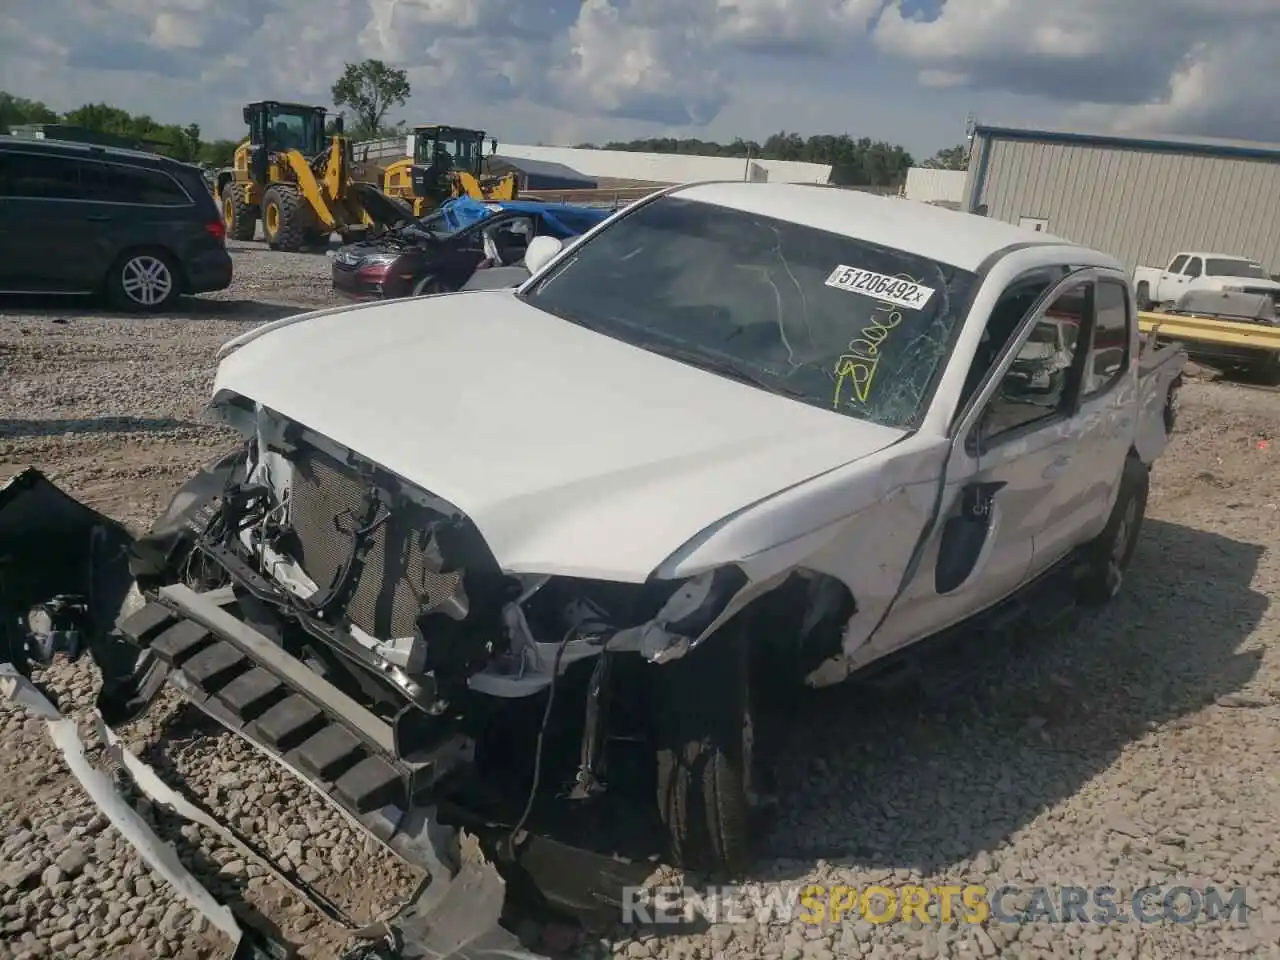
1028,272,1135,572
1155,254,1188,302
1182,256,1204,292
869,268,1096,657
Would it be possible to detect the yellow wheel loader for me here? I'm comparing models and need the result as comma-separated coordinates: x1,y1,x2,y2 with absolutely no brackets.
380,124,519,218
215,102,409,252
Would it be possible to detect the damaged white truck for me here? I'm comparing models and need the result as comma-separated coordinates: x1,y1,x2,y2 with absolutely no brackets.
3,182,1185,957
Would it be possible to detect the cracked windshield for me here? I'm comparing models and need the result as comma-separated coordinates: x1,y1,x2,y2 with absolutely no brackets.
523,196,979,429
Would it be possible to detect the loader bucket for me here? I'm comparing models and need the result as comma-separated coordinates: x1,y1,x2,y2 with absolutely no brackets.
349,181,417,230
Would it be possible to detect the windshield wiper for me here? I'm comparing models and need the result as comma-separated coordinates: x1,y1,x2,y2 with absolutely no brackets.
639,342,811,399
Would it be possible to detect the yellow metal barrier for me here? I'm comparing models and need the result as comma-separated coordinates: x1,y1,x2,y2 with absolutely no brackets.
1138,311,1280,353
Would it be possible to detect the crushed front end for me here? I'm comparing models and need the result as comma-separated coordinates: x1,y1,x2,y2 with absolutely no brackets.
98,398,750,944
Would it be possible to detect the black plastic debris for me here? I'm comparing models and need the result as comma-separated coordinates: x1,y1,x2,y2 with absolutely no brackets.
0,467,138,681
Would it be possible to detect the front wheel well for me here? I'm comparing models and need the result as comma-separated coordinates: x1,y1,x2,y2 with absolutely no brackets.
686,569,855,692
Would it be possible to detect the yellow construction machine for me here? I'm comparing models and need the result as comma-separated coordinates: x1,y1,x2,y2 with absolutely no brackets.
380,124,519,218
215,101,408,251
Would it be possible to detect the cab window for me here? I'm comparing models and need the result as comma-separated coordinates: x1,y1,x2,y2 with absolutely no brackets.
1082,280,1130,396
979,282,1088,442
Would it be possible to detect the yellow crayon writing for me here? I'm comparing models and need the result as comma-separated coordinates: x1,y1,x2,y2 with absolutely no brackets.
831,277,914,408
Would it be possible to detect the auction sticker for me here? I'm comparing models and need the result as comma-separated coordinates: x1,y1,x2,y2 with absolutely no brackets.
825,265,935,310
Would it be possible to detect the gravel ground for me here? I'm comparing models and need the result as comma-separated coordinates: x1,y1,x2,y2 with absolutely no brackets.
2,246,1280,960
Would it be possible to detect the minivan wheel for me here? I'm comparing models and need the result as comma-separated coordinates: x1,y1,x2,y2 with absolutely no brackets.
652,617,755,879
107,250,181,312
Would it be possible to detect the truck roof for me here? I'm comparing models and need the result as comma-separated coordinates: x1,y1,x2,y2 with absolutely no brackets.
1177,252,1261,263
668,181,1105,273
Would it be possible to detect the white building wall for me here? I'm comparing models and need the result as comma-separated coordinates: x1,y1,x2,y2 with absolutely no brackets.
904,167,967,203
494,144,832,184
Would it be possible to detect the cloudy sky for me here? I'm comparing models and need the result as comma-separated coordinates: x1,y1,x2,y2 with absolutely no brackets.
1,0,1277,158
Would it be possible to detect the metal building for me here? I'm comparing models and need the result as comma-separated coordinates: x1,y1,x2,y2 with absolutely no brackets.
963,124,1280,274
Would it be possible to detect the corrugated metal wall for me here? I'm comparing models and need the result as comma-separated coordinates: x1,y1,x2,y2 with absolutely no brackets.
967,136,1280,272
905,167,967,203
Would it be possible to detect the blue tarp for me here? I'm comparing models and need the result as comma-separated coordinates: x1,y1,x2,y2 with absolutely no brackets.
429,196,608,236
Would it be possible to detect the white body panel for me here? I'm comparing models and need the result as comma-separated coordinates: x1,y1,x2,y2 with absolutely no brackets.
212,181,1184,689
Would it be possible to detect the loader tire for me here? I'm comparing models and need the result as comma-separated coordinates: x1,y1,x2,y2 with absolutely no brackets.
1077,455,1149,607
652,619,755,879
221,183,256,242
262,185,306,252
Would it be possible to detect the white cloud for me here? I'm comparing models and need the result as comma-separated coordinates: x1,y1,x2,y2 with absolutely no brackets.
0,0,1277,150
875,0,1280,137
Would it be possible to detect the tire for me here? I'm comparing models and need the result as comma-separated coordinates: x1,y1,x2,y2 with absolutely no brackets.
106,249,181,313
1252,353,1280,386
261,185,306,252
1136,282,1152,312
1077,456,1149,607
302,228,331,250
652,620,755,878
411,275,449,297
221,183,256,241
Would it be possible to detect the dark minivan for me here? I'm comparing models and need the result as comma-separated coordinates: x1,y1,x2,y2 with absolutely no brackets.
0,136,233,312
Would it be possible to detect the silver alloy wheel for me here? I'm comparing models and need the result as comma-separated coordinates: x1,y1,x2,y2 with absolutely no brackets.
1105,496,1138,596
120,255,174,307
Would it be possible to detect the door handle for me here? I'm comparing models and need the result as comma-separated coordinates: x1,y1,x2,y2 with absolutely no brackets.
85,214,111,222
1043,455,1071,479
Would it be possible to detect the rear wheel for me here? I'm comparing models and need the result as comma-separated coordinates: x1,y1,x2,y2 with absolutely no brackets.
1252,352,1280,386
1136,282,1153,311
1077,456,1149,606
652,619,755,879
262,185,306,252
106,249,181,312
221,183,256,242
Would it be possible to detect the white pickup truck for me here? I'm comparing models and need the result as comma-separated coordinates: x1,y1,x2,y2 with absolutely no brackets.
1133,251,1280,310
4,183,1188,956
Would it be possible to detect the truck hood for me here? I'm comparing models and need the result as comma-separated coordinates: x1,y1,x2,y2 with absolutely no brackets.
212,291,906,582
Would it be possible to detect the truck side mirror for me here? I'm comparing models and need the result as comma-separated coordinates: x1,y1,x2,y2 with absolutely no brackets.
524,236,563,275
333,115,344,135
242,106,251,124
490,138,498,155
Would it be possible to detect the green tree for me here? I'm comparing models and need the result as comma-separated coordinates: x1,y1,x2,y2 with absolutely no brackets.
199,139,240,168
330,60,411,139
594,131,914,186
923,144,968,170
0,91,57,132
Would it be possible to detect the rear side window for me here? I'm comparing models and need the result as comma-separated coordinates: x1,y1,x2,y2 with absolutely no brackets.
81,160,190,206
0,152,84,199
1083,280,1130,396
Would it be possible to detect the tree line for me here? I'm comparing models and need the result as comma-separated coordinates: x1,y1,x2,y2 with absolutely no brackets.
571,134,968,186
4,60,968,186
0,61,415,169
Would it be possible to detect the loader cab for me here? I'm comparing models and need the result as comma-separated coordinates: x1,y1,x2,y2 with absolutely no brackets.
410,125,488,199
244,101,328,159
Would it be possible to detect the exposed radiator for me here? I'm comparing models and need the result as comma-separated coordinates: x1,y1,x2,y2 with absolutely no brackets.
285,447,463,640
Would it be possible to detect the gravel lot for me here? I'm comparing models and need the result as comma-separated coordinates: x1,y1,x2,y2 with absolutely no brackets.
3,243,1280,960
